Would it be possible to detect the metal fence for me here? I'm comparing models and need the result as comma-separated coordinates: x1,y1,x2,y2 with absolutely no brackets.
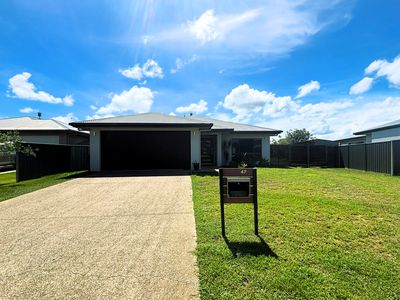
339,140,400,175
271,141,400,176
270,144,339,167
16,143,89,182
0,152,15,166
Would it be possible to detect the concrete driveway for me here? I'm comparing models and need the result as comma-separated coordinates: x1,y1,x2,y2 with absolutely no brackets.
0,174,199,299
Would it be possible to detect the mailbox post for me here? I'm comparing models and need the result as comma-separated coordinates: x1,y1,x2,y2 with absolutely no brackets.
219,168,258,236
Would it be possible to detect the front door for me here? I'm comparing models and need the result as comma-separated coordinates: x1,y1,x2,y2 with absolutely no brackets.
201,135,217,167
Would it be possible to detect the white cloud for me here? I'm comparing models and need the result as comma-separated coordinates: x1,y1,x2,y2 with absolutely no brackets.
187,9,221,44
53,113,77,125
259,96,400,140
8,72,74,106
95,85,154,115
119,59,163,80
296,80,320,98
90,105,98,110
19,107,35,113
86,113,115,120
169,112,176,116
170,55,198,74
176,99,208,114
365,55,400,86
206,112,233,122
349,77,374,95
145,1,348,56
223,84,299,121
120,65,143,80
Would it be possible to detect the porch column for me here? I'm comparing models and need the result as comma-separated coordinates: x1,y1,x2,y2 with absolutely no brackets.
191,129,201,169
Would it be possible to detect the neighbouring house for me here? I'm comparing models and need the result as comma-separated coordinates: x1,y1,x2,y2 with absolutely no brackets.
0,117,89,145
296,139,338,146
353,119,400,143
70,113,282,171
336,135,366,146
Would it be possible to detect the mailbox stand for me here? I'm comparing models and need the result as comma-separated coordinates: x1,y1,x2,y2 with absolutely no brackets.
219,168,258,236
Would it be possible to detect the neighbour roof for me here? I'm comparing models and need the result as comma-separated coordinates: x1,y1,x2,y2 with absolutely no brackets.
186,116,282,134
70,113,282,134
354,119,400,135
0,117,85,133
335,135,366,142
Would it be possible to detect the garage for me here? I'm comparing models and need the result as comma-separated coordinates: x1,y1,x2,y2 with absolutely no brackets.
101,131,191,170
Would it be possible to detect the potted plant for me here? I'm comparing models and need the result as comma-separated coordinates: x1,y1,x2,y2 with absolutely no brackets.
193,161,200,171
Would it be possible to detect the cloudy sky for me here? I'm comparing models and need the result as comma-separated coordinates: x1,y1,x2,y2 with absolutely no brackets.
1,0,399,139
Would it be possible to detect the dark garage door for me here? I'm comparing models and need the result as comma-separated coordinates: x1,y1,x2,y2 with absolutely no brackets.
101,131,191,170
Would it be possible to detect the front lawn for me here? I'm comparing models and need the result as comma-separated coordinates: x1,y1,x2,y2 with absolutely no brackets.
0,171,86,203
192,168,400,299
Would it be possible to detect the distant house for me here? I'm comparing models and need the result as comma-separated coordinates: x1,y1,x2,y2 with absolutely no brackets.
0,117,89,145
336,135,366,146
354,119,400,143
70,113,282,171
296,139,338,146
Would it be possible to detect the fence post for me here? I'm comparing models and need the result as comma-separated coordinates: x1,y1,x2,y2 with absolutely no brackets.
347,145,350,169
391,141,394,176
307,144,310,168
364,144,368,171
325,146,328,167
288,145,292,166
16,152,20,183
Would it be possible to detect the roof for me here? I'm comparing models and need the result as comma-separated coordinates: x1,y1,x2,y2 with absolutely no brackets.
186,116,282,134
335,135,366,142
71,113,213,129
70,113,282,134
295,139,338,145
354,119,400,135
0,117,86,134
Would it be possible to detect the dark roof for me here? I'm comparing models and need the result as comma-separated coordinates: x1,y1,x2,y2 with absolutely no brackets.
335,135,366,142
354,119,400,135
71,113,282,134
295,139,338,146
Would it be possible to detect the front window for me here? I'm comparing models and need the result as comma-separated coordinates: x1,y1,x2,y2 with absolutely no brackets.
231,139,262,165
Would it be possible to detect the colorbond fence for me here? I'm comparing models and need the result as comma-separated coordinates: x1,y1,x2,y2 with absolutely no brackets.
270,144,339,168
16,143,89,182
271,141,400,176
339,140,400,175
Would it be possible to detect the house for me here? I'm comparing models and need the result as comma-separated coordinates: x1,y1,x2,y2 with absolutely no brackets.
70,113,282,171
0,117,89,145
354,119,400,143
296,139,338,146
336,135,366,146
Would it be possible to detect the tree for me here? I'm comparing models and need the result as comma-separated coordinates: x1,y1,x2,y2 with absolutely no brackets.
0,131,34,156
273,128,314,145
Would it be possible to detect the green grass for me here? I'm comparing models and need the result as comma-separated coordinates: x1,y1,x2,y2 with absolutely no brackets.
0,171,86,203
192,168,400,300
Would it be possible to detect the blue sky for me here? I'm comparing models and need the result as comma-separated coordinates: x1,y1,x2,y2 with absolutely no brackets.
1,0,400,139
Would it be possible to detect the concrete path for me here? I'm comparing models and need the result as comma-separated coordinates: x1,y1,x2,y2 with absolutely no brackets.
0,175,199,299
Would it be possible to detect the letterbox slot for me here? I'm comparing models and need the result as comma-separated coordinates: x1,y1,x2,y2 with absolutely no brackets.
227,177,250,197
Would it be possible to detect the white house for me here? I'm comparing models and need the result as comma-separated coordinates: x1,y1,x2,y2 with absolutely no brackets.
70,113,282,171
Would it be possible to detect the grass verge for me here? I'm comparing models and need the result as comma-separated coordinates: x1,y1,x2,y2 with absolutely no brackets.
0,171,86,203
192,168,400,299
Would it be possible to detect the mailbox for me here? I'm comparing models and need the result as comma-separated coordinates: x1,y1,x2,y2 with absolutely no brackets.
219,168,258,235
